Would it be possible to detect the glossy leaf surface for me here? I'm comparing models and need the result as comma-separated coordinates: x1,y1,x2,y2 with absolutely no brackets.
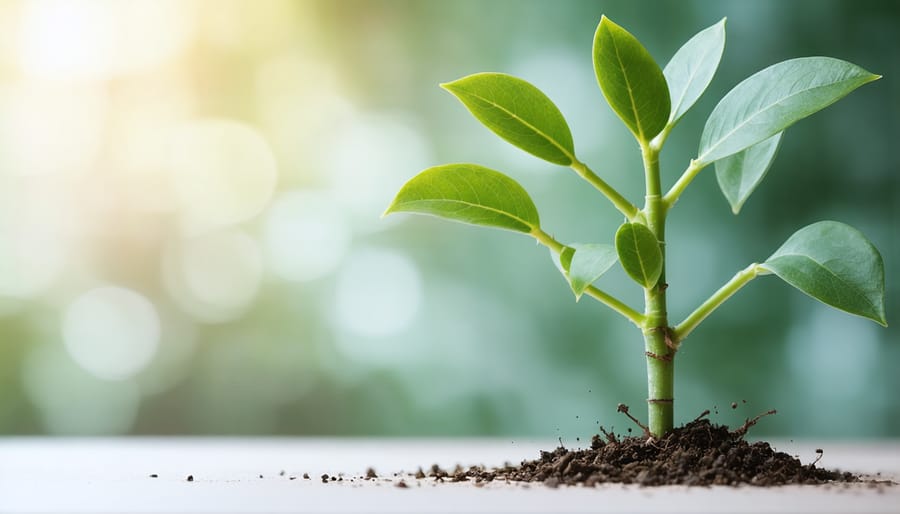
715,131,783,214
568,244,618,298
761,221,886,326
664,18,726,126
385,163,540,233
442,73,575,165
699,57,879,163
593,16,670,142
615,223,662,288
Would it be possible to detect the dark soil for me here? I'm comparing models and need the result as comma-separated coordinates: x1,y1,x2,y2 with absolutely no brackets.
432,411,861,488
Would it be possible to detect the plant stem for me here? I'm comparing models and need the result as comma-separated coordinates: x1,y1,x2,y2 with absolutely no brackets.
663,158,709,209
570,159,640,220
583,285,645,328
640,142,674,438
674,263,764,341
530,228,645,327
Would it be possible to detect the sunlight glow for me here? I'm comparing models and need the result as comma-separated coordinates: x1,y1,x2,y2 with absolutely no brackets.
333,248,422,339
62,286,161,381
263,191,351,282
163,230,264,323
169,120,278,232
17,0,189,80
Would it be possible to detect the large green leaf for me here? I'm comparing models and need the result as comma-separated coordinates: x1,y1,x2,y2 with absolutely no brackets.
568,244,618,299
699,57,879,164
441,73,575,165
664,18,726,126
715,131,783,214
615,223,662,288
385,163,540,233
593,16,670,142
760,221,886,326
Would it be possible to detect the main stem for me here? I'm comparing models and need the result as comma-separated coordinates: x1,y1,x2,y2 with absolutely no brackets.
641,143,674,438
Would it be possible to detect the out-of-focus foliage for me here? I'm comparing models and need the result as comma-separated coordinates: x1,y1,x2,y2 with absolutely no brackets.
0,0,896,438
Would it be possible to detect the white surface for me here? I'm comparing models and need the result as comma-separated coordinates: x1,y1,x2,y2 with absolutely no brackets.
0,438,897,513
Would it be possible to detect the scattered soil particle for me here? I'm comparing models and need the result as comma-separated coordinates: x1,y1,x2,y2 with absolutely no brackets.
289,476,296,480
279,470,285,476
302,473,310,480
395,480,409,488
366,467,378,479
731,402,738,409
320,473,330,483
459,417,860,487
186,475,194,482
414,467,426,479
258,474,264,479
149,474,158,478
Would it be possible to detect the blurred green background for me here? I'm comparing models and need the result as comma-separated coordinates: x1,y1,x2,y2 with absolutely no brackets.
0,0,896,439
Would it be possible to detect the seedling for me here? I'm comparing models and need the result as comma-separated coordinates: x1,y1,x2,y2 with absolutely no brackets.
385,16,886,437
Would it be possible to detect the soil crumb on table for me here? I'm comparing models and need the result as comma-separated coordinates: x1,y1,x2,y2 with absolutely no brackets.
455,418,859,487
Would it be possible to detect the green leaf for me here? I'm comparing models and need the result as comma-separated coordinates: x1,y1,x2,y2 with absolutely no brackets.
385,163,540,233
715,131,783,214
441,73,575,165
568,244,618,299
593,16,670,142
615,223,662,288
664,18,726,126
699,57,880,164
760,221,886,326
550,245,576,277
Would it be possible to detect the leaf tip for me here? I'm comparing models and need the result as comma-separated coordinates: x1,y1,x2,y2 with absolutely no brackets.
382,201,398,218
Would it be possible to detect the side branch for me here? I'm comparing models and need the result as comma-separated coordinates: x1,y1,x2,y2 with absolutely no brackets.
673,263,764,341
662,158,709,209
570,160,640,220
531,228,645,327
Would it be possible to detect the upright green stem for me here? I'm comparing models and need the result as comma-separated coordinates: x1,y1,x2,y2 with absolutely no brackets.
640,142,674,438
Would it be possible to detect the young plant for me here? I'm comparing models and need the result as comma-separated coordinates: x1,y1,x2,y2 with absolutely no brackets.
385,16,886,438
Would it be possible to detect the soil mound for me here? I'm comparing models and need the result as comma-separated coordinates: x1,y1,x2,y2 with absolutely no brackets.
457,416,857,487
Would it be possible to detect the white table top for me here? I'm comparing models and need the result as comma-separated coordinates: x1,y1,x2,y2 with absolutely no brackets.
1,437,897,513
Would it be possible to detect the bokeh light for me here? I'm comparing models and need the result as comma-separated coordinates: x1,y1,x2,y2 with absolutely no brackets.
169,120,278,232
22,343,141,435
0,1,895,438
62,286,161,381
162,229,263,324
263,190,352,282
333,248,423,340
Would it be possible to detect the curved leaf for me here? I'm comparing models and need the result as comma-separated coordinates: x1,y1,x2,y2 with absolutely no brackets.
699,57,879,164
385,163,540,233
664,18,726,126
760,221,886,326
615,223,662,288
441,73,575,165
715,131,783,214
593,16,670,142
550,245,576,277
569,244,618,299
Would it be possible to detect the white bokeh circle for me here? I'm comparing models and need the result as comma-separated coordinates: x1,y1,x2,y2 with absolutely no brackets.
62,286,161,381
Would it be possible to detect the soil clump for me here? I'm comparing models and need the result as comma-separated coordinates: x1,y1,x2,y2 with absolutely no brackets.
447,412,859,487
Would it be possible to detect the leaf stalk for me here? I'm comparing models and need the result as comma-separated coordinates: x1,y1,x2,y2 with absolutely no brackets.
674,263,763,341
570,159,640,220
531,228,645,327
